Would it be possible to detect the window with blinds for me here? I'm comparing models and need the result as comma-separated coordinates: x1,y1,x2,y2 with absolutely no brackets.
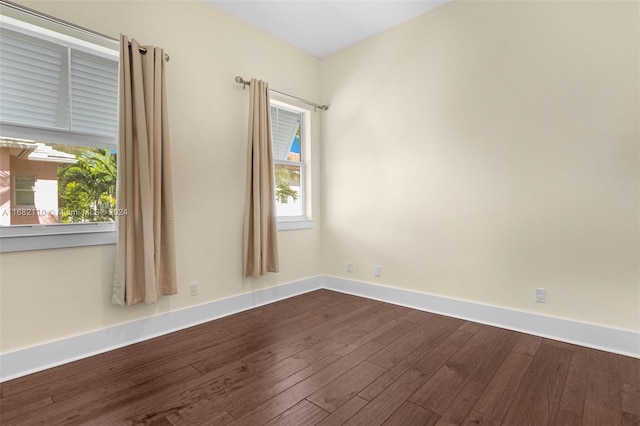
0,6,120,251
0,24,118,147
270,101,308,220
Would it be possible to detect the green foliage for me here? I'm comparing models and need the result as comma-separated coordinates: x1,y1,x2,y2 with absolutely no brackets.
276,182,298,203
57,149,117,223
275,165,299,204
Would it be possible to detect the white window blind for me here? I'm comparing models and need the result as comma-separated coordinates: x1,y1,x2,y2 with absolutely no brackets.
70,49,118,137
0,25,118,147
0,28,68,129
271,106,300,161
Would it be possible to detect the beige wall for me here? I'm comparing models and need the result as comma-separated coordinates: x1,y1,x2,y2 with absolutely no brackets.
321,1,639,331
0,0,323,353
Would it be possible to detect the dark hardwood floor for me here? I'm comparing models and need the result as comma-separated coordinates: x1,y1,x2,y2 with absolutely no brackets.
0,289,638,425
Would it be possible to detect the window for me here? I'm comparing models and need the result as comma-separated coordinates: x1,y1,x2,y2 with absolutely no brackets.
270,100,313,230
14,175,35,206
0,7,119,252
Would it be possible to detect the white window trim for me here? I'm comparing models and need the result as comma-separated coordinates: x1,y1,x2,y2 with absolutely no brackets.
276,217,314,231
0,122,118,150
0,14,119,60
270,99,313,231
0,222,115,252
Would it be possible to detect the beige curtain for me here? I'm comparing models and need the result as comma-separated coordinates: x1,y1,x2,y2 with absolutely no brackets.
243,79,279,277
112,35,177,306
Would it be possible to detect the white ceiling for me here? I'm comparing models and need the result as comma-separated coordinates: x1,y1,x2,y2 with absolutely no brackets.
207,1,448,57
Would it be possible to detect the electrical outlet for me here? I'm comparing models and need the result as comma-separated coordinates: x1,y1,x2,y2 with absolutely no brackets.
535,288,546,303
190,282,198,296
374,266,381,277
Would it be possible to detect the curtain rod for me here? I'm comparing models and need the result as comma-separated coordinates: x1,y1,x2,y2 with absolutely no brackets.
0,0,170,62
235,76,329,111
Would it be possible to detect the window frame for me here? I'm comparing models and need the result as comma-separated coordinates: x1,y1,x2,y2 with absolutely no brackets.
270,99,314,231
13,175,36,207
0,9,119,253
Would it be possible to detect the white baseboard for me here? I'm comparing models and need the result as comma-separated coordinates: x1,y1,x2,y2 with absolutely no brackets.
0,276,323,382
323,275,640,359
2,274,638,382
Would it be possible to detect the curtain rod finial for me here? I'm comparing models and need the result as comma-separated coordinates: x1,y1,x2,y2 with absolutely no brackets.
235,76,250,89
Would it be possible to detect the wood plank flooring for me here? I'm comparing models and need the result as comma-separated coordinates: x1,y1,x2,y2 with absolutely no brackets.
0,289,637,425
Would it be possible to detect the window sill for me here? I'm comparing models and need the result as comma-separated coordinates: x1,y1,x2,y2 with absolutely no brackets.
276,218,314,231
0,223,116,252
